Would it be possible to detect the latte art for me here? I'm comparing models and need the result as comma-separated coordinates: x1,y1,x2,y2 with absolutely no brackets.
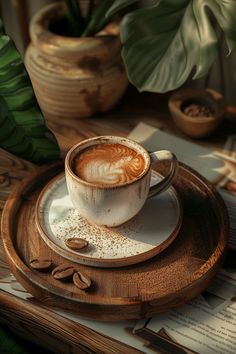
73,143,145,186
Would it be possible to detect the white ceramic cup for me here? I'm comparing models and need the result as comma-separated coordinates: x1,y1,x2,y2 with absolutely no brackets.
65,136,178,227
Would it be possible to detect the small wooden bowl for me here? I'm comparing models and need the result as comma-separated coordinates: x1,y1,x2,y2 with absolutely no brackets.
168,88,226,138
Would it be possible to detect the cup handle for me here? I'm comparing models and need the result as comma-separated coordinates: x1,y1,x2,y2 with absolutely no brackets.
148,150,178,198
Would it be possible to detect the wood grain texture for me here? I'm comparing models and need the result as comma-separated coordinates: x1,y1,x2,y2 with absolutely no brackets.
0,290,141,354
0,149,36,279
1,161,229,321
46,90,168,154
45,88,233,154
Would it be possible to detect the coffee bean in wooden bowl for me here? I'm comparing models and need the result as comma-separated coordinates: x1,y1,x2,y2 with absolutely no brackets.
168,88,226,138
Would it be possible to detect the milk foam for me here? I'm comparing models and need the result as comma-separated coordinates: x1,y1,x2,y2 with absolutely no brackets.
74,143,145,185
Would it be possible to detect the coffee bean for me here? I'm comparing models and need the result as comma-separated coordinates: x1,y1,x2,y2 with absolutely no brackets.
73,271,91,290
30,259,52,271
183,103,214,117
64,237,88,251
52,264,74,280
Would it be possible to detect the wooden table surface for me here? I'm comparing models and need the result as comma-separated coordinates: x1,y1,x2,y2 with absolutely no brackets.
0,87,235,353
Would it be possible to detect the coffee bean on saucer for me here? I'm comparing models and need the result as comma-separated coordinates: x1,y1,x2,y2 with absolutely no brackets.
30,259,52,271
52,264,75,280
73,271,91,290
64,237,88,251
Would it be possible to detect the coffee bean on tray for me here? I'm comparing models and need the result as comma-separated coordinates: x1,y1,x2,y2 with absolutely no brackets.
30,259,52,271
52,264,75,280
73,271,91,290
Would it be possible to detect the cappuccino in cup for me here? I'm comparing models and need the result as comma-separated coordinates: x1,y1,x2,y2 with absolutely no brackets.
72,143,146,186
65,136,178,227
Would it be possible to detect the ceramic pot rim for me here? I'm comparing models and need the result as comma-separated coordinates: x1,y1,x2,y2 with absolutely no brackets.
29,2,121,60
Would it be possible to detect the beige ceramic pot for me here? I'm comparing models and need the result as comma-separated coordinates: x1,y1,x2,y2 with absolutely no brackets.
25,2,128,121
168,88,226,139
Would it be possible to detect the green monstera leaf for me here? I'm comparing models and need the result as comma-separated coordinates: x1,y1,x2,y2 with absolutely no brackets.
0,20,60,165
108,0,236,92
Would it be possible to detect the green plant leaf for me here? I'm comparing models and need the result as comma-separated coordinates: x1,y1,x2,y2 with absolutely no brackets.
109,0,236,93
0,19,60,165
81,0,113,37
65,0,84,36
106,0,140,17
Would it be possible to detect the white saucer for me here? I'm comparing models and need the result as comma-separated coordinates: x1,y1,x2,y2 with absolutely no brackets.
36,171,182,268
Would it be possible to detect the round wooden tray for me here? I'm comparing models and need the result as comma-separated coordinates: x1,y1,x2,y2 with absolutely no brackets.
1,161,229,321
